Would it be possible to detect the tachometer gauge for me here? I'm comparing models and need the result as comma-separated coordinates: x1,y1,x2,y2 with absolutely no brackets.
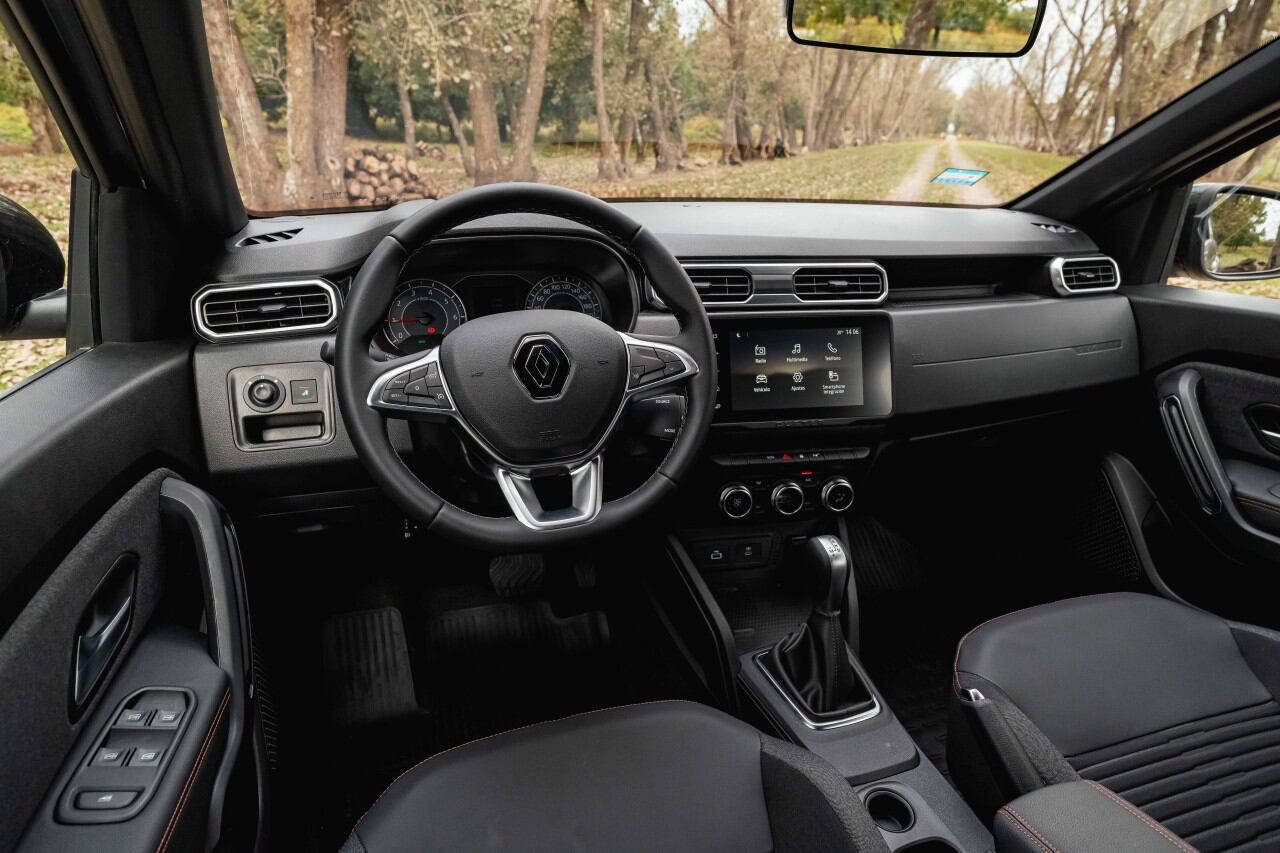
525,275,604,319
384,279,466,354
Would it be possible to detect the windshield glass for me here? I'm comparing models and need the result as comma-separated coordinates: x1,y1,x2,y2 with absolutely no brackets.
201,0,1280,214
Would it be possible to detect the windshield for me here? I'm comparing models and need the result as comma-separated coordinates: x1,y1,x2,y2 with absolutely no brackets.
201,0,1280,214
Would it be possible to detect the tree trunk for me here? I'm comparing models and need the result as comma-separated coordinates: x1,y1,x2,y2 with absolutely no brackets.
615,0,648,171
460,4,502,185
200,0,283,210
283,0,321,207
900,0,940,49
509,0,557,181
441,94,474,178
396,65,416,155
313,0,349,195
23,100,62,155
584,0,623,179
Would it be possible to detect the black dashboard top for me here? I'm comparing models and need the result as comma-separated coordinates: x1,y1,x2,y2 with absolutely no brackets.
210,201,1099,283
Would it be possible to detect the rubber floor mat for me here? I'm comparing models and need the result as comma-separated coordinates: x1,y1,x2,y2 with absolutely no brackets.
322,607,420,729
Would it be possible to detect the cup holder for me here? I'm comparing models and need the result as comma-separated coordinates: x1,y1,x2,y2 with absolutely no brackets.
864,789,915,833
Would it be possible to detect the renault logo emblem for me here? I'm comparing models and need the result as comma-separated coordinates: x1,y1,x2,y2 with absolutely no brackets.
514,337,569,398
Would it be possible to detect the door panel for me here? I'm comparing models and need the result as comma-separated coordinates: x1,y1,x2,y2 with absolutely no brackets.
0,469,173,850
0,341,256,851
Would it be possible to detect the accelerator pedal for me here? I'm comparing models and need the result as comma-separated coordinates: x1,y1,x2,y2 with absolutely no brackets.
488,553,546,598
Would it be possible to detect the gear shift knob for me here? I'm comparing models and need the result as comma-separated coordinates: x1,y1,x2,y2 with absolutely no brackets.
802,535,849,615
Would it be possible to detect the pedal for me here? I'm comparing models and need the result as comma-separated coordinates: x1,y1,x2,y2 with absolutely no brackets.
488,553,546,598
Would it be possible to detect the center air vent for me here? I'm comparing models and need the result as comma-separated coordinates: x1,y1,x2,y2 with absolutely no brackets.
237,228,302,247
193,279,339,341
792,265,887,303
681,266,753,304
1050,256,1120,296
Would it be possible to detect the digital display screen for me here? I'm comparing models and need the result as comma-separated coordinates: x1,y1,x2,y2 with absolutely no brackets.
728,327,865,411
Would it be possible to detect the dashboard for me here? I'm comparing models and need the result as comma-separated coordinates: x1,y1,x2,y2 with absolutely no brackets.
374,234,638,357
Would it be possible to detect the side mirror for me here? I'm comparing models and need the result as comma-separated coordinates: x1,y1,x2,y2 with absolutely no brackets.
1178,184,1280,282
0,193,64,333
787,0,1046,57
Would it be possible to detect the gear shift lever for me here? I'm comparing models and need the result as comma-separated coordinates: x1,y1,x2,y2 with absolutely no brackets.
763,535,875,723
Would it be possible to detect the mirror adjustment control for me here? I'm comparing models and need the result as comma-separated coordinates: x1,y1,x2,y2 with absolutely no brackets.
720,483,753,519
243,375,285,412
820,477,855,512
771,480,805,516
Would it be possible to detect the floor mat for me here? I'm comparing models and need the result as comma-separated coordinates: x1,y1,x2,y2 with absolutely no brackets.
321,607,420,729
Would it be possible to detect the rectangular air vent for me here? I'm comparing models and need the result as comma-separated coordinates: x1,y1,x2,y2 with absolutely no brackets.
237,228,302,247
193,279,339,341
1050,256,1120,296
681,266,753,304
792,265,887,303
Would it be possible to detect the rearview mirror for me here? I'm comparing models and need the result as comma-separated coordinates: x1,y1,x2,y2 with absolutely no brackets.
787,0,1046,57
1178,185,1280,282
0,193,64,333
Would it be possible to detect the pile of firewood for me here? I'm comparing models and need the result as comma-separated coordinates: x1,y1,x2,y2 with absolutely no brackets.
343,146,438,203
414,141,447,160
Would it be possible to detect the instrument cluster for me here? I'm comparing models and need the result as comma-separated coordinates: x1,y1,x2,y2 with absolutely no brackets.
382,271,610,355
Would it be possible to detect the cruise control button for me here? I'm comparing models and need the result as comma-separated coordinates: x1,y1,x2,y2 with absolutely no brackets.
382,390,410,405
386,373,410,390
419,390,451,409
76,790,137,811
409,367,428,382
405,378,431,396
425,363,441,385
657,348,681,363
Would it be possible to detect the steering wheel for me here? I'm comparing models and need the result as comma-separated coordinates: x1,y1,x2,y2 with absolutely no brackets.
335,183,716,550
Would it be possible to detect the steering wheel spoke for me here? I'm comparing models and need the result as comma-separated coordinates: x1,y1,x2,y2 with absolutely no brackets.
619,331,699,396
494,455,603,530
366,346,456,419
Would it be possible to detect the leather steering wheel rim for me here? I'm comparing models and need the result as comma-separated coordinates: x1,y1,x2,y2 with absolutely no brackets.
335,183,716,551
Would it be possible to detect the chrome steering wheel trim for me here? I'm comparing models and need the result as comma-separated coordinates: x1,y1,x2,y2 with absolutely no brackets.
365,331,698,530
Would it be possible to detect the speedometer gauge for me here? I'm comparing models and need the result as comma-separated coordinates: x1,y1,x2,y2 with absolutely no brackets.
525,275,604,319
384,279,466,354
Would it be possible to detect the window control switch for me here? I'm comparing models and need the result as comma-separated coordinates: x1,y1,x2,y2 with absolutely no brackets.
76,790,138,811
116,708,150,728
92,747,127,767
151,709,183,728
129,747,164,767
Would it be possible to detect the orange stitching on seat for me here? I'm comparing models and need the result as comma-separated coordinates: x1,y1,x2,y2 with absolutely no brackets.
1088,782,1199,853
996,808,1056,853
156,689,231,853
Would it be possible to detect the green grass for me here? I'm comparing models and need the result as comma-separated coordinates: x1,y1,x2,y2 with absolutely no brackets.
0,103,32,144
956,140,1075,201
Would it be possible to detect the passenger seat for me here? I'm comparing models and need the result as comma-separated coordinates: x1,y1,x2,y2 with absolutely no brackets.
948,592,1280,853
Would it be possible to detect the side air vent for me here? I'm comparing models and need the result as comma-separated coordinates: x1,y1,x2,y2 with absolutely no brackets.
193,279,339,341
1032,222,1077,234
236,228,302,247
792,265,887,303
682,266,753,304
1050,256,1120,296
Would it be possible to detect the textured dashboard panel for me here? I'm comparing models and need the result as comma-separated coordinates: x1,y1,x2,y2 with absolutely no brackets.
892,294,1139,414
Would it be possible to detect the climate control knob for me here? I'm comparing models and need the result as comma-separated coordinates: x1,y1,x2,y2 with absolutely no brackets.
821,477,855,512
719,484,753,519
771,480,805,516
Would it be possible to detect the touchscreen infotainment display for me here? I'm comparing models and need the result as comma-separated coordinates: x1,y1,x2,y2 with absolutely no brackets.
728,327,864,411
711,315,891,423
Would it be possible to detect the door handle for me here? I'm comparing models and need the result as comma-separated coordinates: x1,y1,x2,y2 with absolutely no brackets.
72,556,136,710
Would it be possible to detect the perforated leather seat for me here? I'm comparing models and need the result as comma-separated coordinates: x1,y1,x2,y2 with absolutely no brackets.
340,700,891,853
948,592,1280,852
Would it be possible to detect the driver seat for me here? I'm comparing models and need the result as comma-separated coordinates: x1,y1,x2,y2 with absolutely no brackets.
338,701,890,853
